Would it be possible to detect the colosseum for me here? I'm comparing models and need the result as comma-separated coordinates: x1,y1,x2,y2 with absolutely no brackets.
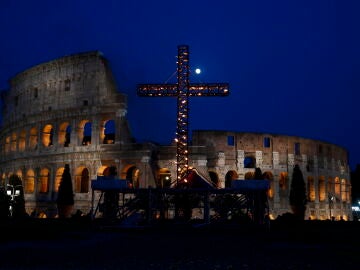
0,51,352,220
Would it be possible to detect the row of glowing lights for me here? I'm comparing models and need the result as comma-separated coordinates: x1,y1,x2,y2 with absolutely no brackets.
142,88,229,97
140,86,228,91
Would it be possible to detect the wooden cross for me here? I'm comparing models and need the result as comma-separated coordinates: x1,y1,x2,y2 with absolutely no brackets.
138,45,229,186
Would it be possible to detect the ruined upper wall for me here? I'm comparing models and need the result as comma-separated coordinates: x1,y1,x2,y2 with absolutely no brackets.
2,51,127,125
192,130,349,170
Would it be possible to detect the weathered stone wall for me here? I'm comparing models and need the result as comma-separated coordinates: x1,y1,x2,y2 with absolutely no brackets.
0,52,157,216
192,130,351,220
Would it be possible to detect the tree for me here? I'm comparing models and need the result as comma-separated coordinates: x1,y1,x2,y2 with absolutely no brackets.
289,164,307,220
57,164,74,218
8,174,26,218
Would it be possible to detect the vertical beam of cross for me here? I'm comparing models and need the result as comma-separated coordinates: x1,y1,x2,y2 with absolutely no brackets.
138,45,229,186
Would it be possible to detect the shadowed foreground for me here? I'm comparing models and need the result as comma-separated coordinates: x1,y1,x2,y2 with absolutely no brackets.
0,219,359,269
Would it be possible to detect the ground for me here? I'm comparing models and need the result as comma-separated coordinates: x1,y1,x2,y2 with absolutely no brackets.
0,219,359,269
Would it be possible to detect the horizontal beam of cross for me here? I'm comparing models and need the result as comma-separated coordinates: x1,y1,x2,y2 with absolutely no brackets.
137,45,229,186
138,83,229,97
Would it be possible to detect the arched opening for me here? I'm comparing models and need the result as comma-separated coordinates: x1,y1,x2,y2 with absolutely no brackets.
244,156,256,168
341,179,348,202
279,172,289,203
263,171,274,199
245,172,254,180
11,132,17,151
29,127,38,150
225,170,238,188
55,167,65,192
327,177,334,196
65,126,71,147
209,171,219,188
25,169,35,193
103,167,111,176
279,172,288,191
75,167,89,193
102,119,115,144
1,173,5,186
5,136,10,153
38,212,47,218
39,168,50,193
80,121,92,145
58,122,71,147
19,130,26,151
42,124,54,147
318,176,326,201
16,169,22,179
157,168,172,188
7,172,13,180
99,166,118,177
276,172,288,204
123,165,140,188
335,177,340,197
97,166,109,176
307,176,315,202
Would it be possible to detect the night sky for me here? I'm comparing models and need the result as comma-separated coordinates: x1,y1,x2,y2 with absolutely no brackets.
0,1,359,169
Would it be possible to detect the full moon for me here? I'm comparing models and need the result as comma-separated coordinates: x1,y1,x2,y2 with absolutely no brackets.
195,68,201,74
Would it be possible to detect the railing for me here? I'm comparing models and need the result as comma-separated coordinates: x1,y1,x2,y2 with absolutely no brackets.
91,180,270,226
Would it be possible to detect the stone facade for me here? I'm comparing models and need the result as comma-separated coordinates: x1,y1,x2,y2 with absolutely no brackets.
0,52,352,220
191,131,351,220
0,52,157,216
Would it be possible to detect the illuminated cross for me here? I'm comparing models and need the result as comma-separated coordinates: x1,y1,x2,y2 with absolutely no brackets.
138,45,229,186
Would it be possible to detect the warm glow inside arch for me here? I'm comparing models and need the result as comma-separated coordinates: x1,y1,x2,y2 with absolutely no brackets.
78,120,92,145
279,172,288,191
58,122,71,146
335,177,340,196
157,168,172,188
244,172,254,180
307,176,315,202
101,119,116,144
11,132,17,151
5,136,10,153
75,166,89,193
263,171,274,199
121,165,140,188
318,176,326,201
97,166,109,176
39,168,50,193
225,170,239,188
42,124,54,147
55,167,65,192
25,169,35,193
16,169,23,180
1,173,5,186
341,178,349,202
29,127,38,149
19,130,26,151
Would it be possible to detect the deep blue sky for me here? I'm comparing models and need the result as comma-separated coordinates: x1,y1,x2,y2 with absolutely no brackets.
1,0,360,169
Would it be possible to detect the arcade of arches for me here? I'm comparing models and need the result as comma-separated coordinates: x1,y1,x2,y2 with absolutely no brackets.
2,119,116,153
1,163,350,220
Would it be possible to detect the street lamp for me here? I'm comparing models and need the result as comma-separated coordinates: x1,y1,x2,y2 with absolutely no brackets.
6,184,22,217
